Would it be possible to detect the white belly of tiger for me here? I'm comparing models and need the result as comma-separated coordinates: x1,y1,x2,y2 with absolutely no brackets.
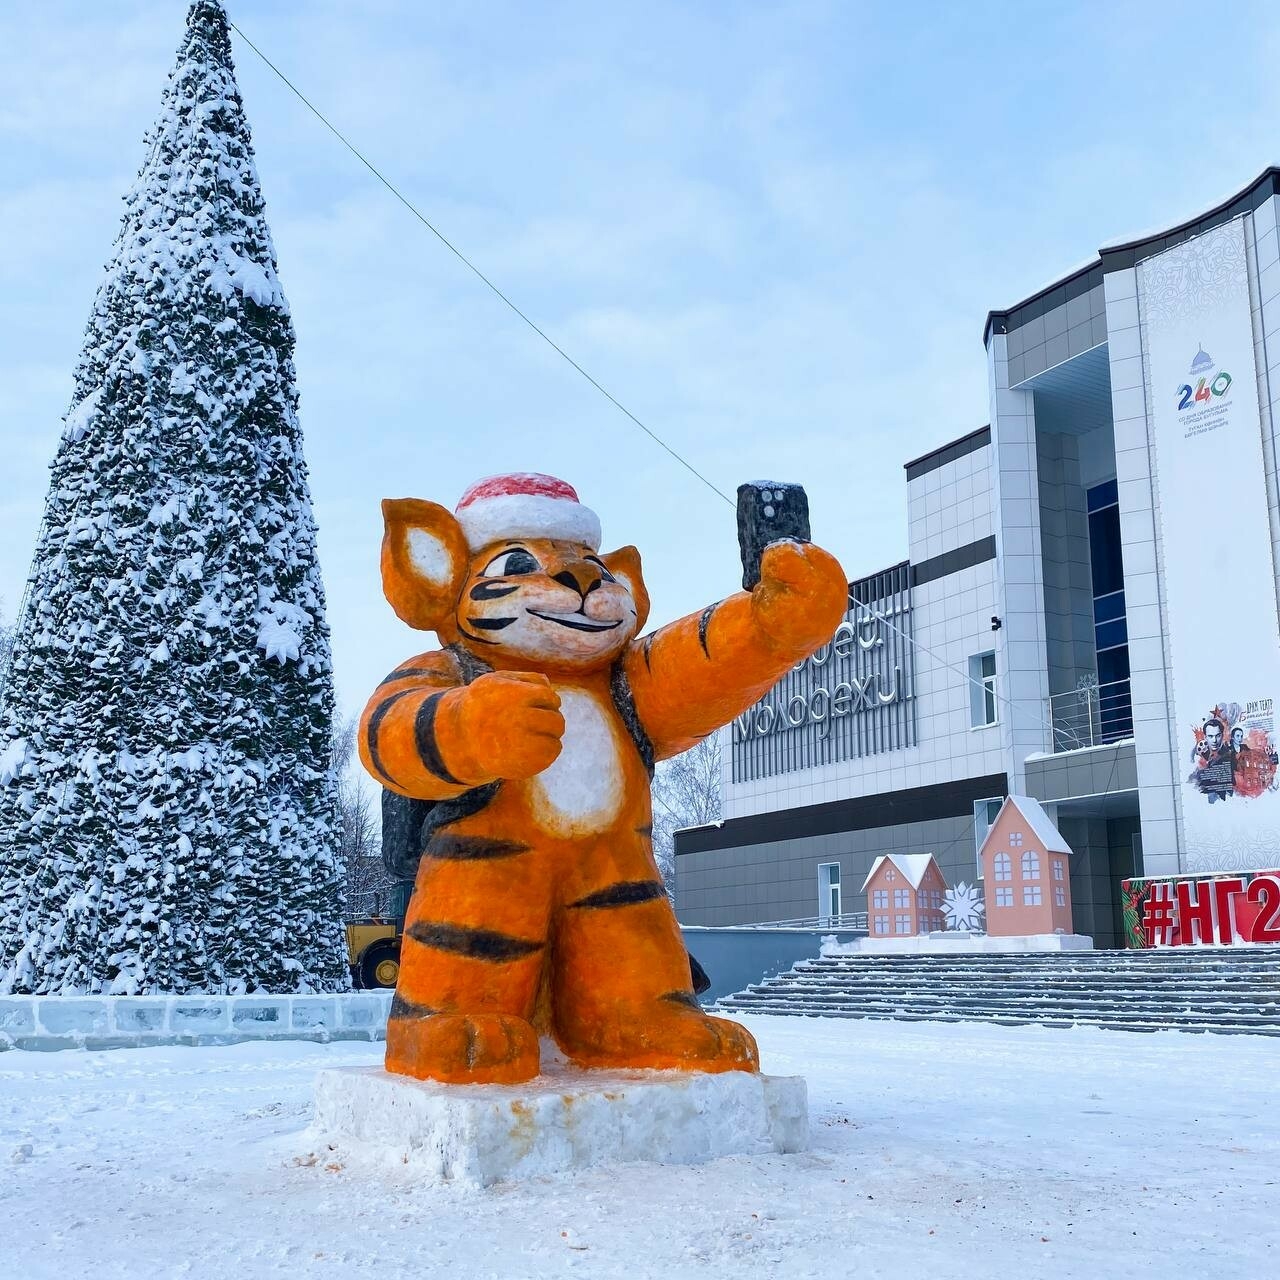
529,689,624,837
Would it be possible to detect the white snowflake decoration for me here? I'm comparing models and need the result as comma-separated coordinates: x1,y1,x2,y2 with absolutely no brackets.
943,881,986,932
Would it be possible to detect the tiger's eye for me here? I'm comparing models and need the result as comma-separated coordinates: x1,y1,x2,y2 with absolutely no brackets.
483,548,540,577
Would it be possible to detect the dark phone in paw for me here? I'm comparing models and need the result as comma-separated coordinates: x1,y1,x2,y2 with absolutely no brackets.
736,481,811,590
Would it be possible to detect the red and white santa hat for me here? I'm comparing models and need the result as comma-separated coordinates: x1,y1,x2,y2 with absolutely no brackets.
454,473,601,552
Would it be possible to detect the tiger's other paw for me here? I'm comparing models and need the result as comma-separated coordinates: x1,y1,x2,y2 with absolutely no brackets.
385,1011,540,1084
558,1006,760,1075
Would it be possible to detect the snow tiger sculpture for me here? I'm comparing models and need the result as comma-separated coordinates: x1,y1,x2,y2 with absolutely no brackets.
359,472,847,1084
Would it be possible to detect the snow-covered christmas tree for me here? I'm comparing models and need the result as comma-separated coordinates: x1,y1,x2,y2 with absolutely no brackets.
0,0,348,995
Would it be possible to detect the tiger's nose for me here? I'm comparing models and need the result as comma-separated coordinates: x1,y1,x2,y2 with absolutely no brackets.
552,566,601,597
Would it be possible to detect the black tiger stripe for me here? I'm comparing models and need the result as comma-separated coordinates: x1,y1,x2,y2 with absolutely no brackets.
389,992,438,1020
458,627,501,646
641,633,655,672
469,581,521,601
446,642,493,684
419,781,502,847
364,686,421,787
378,665,437,686
569,880,667,909
697,603,718,657
661,990,702,1010
466,615,517,630
426,834,531,860
405,921,544,962
610,660,655,778
414,692,465,787
634,823,653,838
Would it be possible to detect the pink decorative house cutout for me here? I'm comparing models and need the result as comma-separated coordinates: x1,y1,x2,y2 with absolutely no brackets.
978,795,1074,936
862,853,947,937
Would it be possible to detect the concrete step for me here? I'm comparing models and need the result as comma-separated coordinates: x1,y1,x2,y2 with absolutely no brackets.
722,992,1280,1019
737,983,1280,1003
716,1004,1280,1036
717,945,1280,1036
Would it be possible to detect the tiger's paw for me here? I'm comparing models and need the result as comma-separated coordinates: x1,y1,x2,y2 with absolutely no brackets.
558,1006,760,1075
385,1011,540,1085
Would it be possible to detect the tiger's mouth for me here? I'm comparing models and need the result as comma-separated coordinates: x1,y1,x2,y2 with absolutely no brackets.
527,609,623,634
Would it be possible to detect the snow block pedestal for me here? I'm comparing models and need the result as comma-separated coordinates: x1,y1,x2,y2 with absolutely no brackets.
313,1062,808,1186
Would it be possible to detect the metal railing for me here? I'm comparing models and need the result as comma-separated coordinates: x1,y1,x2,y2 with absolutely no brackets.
1047,678,1133,752
726,912,869,932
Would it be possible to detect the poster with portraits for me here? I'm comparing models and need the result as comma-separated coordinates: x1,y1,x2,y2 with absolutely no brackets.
1139,218,1280,870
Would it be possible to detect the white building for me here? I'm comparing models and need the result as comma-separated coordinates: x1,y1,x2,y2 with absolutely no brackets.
676,167,1280,948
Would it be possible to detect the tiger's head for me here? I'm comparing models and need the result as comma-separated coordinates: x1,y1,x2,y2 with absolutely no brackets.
379,474,649,673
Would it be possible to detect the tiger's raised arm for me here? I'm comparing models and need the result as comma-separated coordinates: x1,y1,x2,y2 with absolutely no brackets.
623,539,848,761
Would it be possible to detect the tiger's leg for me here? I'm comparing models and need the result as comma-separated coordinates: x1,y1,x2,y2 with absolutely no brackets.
550,832,758,1073
387,831,552,1085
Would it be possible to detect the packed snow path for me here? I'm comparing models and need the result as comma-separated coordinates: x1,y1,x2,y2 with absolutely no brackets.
2,1016,1276,1278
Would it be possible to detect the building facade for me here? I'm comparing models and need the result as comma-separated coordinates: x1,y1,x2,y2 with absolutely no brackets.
675,168,1280,949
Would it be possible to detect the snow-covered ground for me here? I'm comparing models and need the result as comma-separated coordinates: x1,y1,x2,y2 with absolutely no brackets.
2,1017,1276,1278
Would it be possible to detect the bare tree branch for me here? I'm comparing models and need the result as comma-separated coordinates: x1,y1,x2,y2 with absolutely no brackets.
330,713,392,917
651,733,722,905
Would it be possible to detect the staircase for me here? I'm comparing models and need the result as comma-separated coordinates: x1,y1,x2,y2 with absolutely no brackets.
716,946,1280,1035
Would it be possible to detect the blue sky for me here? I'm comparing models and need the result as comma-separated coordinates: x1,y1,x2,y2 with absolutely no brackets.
2,0,1278,720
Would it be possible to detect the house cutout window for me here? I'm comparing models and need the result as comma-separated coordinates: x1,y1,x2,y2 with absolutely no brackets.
994,852,1012,881
1052,858,1065,881
1054,886,1066,907
874,915,889,934
1009,831,1024,848
895,914,911,934
995,887,1013,907
1021,851,1040,880
894,888,910,909
872,889,888,909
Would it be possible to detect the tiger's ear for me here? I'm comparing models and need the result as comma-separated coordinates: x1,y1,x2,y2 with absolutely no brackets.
600,544,649,632
380,498,471,632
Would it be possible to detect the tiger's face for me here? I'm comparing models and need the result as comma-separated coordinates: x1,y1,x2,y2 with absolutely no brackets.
455,538,642,669
378,497,651,674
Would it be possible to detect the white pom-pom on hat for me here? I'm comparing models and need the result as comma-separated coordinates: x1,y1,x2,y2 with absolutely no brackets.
455,473,602,552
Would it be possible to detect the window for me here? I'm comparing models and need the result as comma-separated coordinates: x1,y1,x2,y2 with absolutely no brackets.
994,852,1012,881
1024,885,1042,906
895,914,911,934
1052,858,1065,882
1054,886,1066,908
894,888,910,909
969,651,998,727
1009,831,1024,848
995,887,1013,907
1021,851,1040,880
884,868,896,883
872,889,888,909
874,915,889,934
818,863,841,919
1087,480,1133,743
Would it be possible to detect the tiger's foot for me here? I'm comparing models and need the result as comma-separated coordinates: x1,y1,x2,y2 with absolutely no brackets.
557,1002,760,1074
385,1010,540,1085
